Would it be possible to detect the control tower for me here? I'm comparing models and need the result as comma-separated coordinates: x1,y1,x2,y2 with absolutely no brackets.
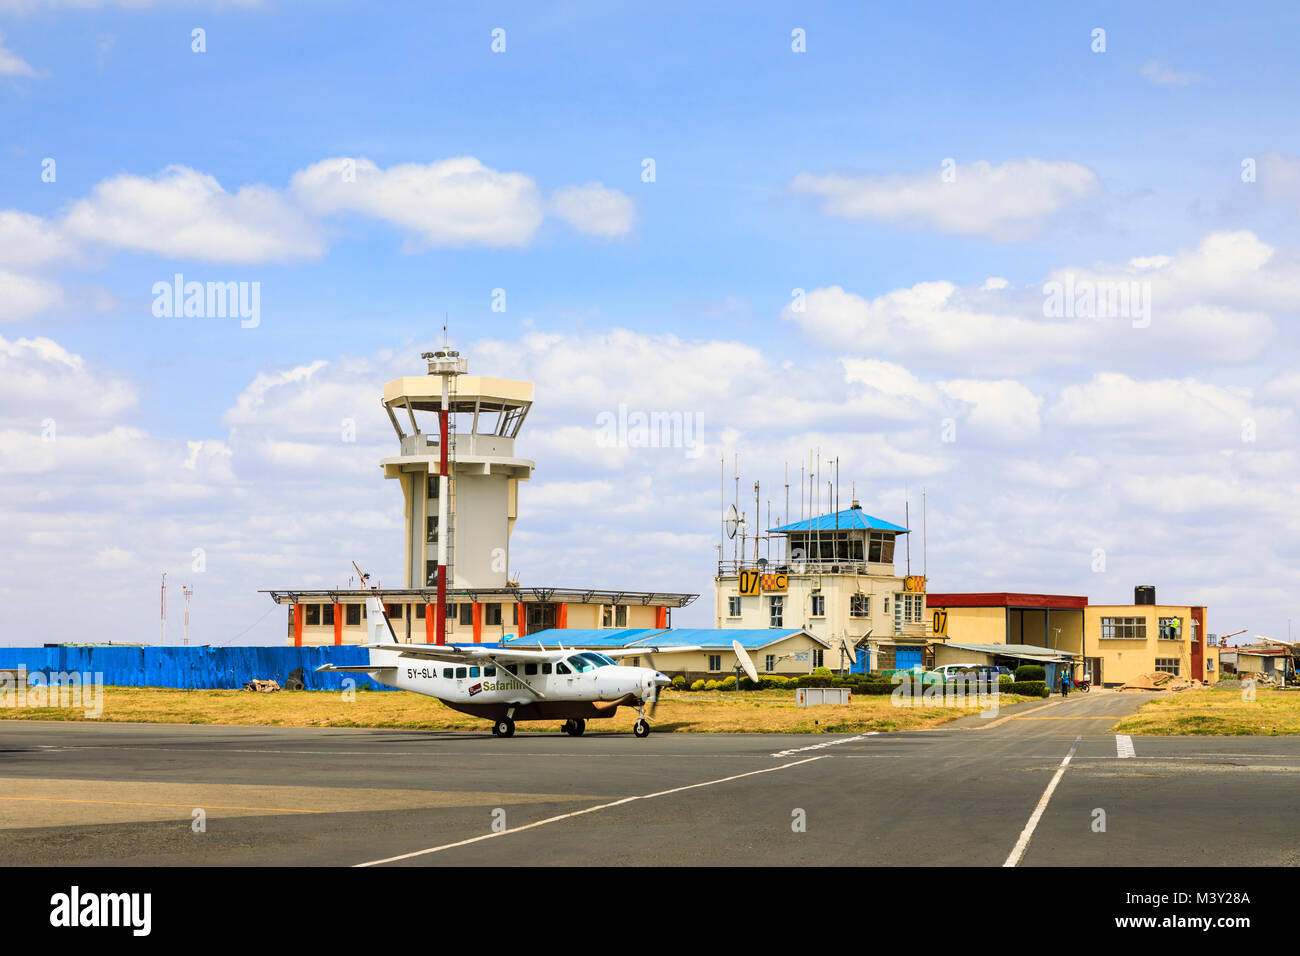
379,348,535,607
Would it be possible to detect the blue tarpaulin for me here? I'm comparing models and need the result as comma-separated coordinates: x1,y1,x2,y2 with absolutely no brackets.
0,645,394,691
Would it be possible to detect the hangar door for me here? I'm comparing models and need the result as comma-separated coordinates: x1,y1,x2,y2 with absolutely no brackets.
895,646,923,671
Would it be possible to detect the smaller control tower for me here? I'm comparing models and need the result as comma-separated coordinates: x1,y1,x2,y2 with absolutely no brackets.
380,346,535,640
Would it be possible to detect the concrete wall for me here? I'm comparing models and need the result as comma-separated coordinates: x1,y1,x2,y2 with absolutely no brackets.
1086,605,1201,685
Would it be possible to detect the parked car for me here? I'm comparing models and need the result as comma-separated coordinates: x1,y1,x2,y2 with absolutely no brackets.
929,663,1000,683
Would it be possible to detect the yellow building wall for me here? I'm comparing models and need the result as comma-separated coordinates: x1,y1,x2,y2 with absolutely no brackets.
935,606,1006,644
1087,605,1199,686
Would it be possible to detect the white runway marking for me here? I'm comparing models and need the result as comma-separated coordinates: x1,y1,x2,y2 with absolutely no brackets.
1003,735,1081,868
1115,734,1135,759
353,755,829,867
770,733,878,757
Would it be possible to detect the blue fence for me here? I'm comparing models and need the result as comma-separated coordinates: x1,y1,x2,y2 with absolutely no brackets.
0,645,393,691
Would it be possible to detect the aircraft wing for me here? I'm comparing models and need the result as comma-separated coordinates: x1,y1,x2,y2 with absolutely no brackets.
603,645,702,659
366,642,569,664
315,663,397,673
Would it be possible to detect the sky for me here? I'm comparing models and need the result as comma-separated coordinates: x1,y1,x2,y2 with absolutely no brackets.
2,1,1299,646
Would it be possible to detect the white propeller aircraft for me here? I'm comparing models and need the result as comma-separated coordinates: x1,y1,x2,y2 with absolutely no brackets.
317,584,682,738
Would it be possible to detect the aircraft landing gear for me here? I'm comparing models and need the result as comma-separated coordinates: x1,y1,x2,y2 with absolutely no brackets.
492,718,515,738
561,718,586,737
633,718,650,738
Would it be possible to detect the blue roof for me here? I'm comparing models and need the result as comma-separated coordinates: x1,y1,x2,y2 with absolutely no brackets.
506,627,824,650
768,506,908,534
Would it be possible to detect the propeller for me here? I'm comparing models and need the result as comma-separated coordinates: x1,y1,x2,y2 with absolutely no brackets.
642,648,665,719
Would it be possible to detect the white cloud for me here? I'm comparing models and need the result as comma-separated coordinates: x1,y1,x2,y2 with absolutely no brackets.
791,158,1099,239
0,333,137,424
62,165,325,264
1140,60,1201,86
786,231,1299,372
291,156,544,248
938,379,1042,439
0,270,62,322
0,211,76,268
0,32,43,78
549,182,636,237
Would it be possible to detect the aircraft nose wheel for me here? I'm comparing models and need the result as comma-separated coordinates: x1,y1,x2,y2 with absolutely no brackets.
561,718,586,737
633,718,650,738
492,718,515,738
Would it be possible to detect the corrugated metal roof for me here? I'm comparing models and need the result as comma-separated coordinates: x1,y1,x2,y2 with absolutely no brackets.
939,641,1078,660
505,627,826,650
768,507,908,534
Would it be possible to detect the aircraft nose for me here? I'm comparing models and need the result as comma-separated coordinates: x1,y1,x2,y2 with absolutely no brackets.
653,672,671,686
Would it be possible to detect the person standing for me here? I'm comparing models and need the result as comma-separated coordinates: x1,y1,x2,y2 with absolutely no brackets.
1060,668,1071,696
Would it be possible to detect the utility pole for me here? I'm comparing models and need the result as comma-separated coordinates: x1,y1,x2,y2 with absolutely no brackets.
182,585,193,645
160,571,167,644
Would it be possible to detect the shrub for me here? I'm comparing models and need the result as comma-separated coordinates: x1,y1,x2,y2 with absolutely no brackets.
671,676,686,690
1000,680,1048,697
761,676,791,689
719,675,737,691
812,666,833,678
689,679,706,692
1015,664,1045,682
704,679,720,691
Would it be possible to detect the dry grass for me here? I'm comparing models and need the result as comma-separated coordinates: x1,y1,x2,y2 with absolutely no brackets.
1115,688,1300,736
0,686,1023,734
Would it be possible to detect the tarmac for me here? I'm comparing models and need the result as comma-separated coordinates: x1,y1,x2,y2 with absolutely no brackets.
2,689,1298,866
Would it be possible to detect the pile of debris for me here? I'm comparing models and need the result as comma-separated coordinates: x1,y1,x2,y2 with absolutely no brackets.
1119,671,1202,692
242,679,281,693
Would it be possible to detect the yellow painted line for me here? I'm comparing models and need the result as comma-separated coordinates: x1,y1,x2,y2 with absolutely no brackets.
1011,715,1122,720
0,795,326,814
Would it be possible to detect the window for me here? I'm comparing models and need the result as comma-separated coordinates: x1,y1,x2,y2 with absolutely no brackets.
883,597,890,614
426,516,438,542
484,666,496,677
454,667,467,679
542,663,553,675
850,593,869,618
867,531,896,564
1158,617,1182,641
568,656,595,673
615,605,628,627
894,593,923,631
305,604,320,626
504,664,518,675
1207,658,1216,671
469,667,480,678
385,604,403,620
602,605,613,627
527,604,557,631
445,603,457,619
427,476,440,499
442,667,452,679
812,649,824,669
708,654,722,672
425,560,438,587
1154,657,1180,676
322,604,335,626
415,604,425,620
524,663,538,676
485,604,502,626
556,662,571,675
346,604,361,626
512,604,518,625
459,604,474,626
579,652,614,668
1101,616,1146,640
769,595,784,628
728,596,742,617
764,654,775,673
811,593,826,617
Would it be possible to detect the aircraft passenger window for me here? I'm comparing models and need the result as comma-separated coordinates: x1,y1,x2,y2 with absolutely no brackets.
442,668,452,679
469,667,480,678
524,663,538,676
505,664,518,675
542,663,552,675
484,666,496,676
555,662,571,675
455,667,467,679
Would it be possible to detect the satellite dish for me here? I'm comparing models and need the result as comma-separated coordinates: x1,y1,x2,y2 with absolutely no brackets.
725,503,741,540
733,640,760,683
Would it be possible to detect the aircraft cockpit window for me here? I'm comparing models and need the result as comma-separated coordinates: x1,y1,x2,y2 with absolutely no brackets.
567,656,594,673
579,652,613,668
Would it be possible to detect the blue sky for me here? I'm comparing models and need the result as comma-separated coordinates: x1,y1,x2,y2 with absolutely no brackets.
3,1,1300,645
